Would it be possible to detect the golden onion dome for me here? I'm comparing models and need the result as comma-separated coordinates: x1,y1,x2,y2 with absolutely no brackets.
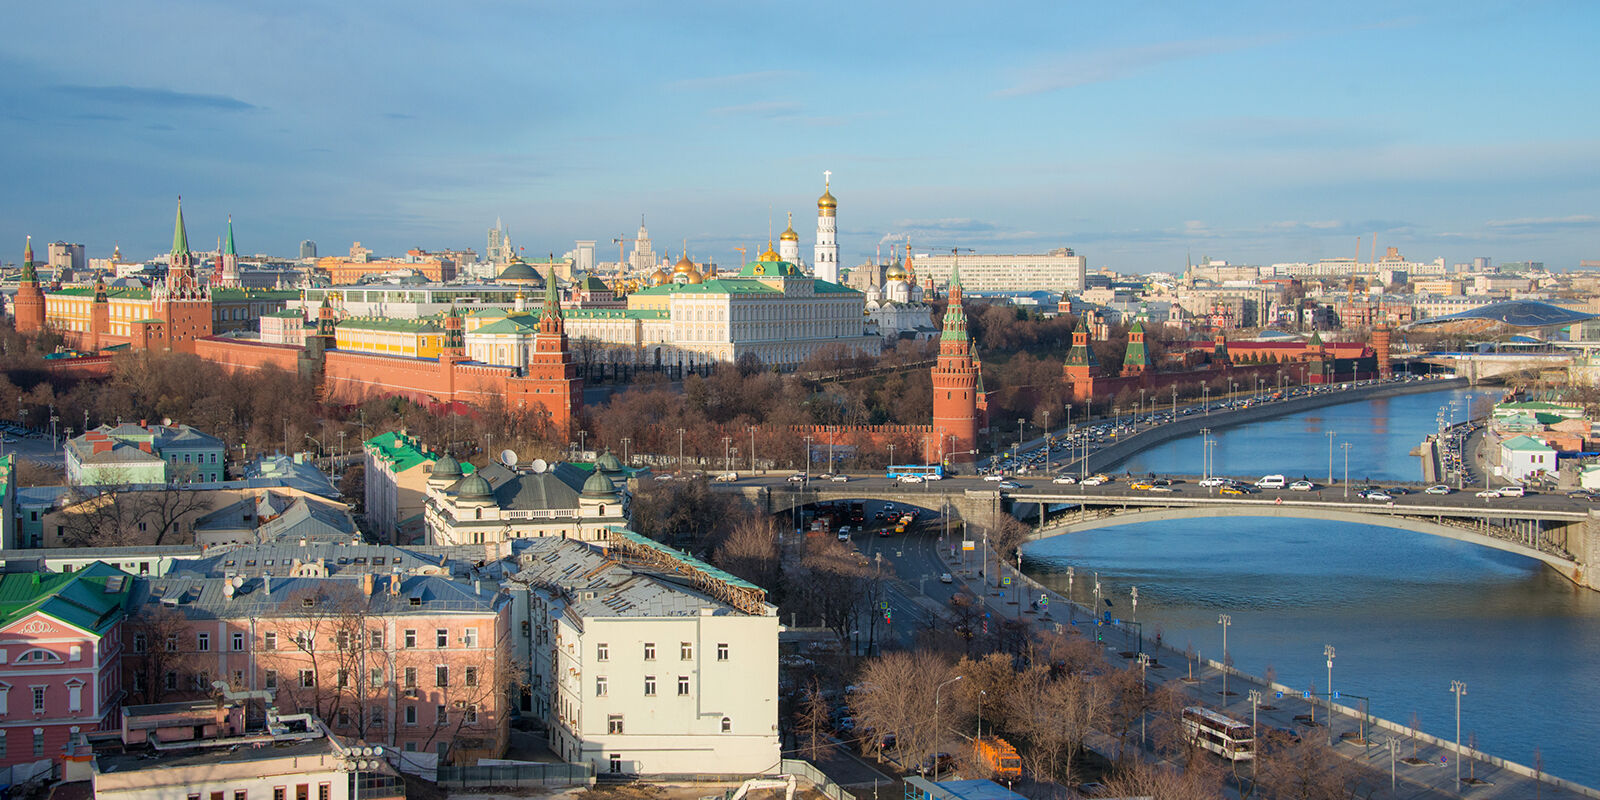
686,270,704,284
673,253,696,274
817,186,837,211
885,261,908,280
780,212,799,241
758,240,782,262
650,267,670,286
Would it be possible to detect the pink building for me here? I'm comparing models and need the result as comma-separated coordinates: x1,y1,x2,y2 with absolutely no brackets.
123,571,513,764
0,562,133,773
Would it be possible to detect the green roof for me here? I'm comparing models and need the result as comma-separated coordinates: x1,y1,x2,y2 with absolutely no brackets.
0,562,133,635
263,309,307,319
212,288,298,302
630,278,781,296
338,317,442,333
223,216,236,256
363,431,475,474
51,287,151,299
812,280,862,295
737,258,805,278
472,317,540,335
565,308,669,320
172,200,189,257
1501,434,1555,453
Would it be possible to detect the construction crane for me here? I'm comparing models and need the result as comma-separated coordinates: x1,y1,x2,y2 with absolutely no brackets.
733,246,746,267
612,234,639,272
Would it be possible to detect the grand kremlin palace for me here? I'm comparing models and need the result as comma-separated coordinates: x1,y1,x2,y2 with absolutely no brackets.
284,248,879,371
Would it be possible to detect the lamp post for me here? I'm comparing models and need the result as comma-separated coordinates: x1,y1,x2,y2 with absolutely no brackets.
803,435,813,484
887,443,895,470
1138,388,1146,423
1450,680,1467,787
748,426,756,473
1203,386,1210,415
1171,387,1177,419
1325,644,1336,745
1042,410,1050,474
677,428,686,474
621,437,632,467
1327,431,1336,487
1066,566,1075,617
723,436,732,474
829,426,836,475
1092,572,1101,619
50,408,59,449
1342,442,1353,498
1016,418,1025,459
1247,689,1263,782
1137,652,1151,747
977,689,987,741
1130,585,1138,622
1218,614,1232,705
932,675,964,782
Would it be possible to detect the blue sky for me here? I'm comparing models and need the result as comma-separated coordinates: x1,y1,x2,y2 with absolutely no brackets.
4,1,1597,272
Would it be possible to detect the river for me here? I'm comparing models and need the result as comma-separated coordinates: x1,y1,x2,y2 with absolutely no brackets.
1022,387,1600,787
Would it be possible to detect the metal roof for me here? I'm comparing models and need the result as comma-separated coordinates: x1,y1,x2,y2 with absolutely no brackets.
1411,300,1597,329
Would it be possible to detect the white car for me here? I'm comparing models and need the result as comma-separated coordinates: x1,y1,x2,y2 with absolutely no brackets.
830,474,850,483
787,473,807,483
1082,475,1109,486
714,472,739,483
1052,475,1077,485
1425,484,1452,495
1499,485,1526,497
1198,477,1227,487
923,472,942,481
939,572,953,584
817,473,835,481
1476,489,1501,499
898,474,925,484
997,481,1022,490
983,473,1005,482
1289,480,1315,491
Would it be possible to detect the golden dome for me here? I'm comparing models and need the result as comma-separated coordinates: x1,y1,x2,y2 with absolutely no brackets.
817,186,836,211
686,270,704,284
650,267,670,286
758,240,782,262
780,212,799,241
673,253,695,274
886,262,908,281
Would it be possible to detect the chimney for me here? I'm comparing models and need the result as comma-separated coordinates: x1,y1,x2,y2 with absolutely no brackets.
263,574,271,596
361,573,374,597
139,419,146,427
139,442,152,453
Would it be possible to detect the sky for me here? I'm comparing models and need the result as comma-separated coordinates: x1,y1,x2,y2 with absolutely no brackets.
3,0,1598,273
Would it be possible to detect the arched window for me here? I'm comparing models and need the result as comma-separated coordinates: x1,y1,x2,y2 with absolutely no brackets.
721,717,732,733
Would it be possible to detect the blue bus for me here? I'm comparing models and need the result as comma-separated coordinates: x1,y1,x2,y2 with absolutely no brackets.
886,464,944,480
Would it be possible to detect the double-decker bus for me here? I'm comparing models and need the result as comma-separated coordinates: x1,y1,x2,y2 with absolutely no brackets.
1182,706,1254,761
886,464,944,480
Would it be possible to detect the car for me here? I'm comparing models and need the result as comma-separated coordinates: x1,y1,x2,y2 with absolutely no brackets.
817,473,834,481
1476,489,1502,499
1289,480,1316,491
983,473,1005,482
837,530,851,542
898,474,925,484
1220,485,1257,496
939,572,953,584
1568,490,1595,500
1148,484,1175,492
1052,475,1077,484
1386,487,1412,495
997,481,1022,490
714,472,739,483
1131,481,1155,491
923,472,942,481
1198,477,1228,487
1425,484,1453,495
830,474,850,483
1359,490,1392,501
1499,485,1526,497
787,473,807,483
1255,474,1287,489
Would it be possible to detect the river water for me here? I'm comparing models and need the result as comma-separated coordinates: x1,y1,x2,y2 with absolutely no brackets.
1022,388,1600,787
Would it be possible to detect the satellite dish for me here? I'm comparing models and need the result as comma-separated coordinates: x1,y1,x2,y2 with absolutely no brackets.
530,458,548,474
232,575,244,588
499,448,518,468
161,417,172,426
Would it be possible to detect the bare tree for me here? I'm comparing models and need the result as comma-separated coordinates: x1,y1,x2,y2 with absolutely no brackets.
795,679,831,760
1101,757,1225,800
1253,734,1359,800
57,484,210,547
124,603,207,705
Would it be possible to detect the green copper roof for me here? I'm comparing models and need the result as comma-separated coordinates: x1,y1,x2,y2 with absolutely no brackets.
630,278,781,296
338,317,442,333
172,199,190,257
950,262,963,291
1308,330,1324,347
541,269,562,321
565,308,669,320
940,291,969,343
51,287,152,299
472,317,540,335
1123,323,1151,368
224,216,236,256
1501,434,1554,453
1065,324,1099,367
0,562,133,635
737,258,805,278
210,288,299,302
363,431,473,475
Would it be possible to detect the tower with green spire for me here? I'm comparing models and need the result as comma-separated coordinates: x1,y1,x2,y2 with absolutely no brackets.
1063,321,1101,400
1121,320,1151,377
14,236,45,333
220,215,240,287
156,197,214,351
930,262,980,464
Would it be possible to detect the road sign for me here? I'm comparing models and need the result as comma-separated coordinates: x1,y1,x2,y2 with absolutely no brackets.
1001,576,1012,586
961,540,976,551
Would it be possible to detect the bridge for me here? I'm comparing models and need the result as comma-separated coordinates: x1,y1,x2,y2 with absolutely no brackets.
716,476,1600,590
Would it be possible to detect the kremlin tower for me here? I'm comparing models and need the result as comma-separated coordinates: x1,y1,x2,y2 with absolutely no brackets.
813,171,839,283
150,198,213,353
526,274,583,434
930,264,980,464
220,216,241,288
14,237,45,334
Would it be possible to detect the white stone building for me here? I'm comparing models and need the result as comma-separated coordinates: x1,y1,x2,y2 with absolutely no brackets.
911,248,1086,294
422,455,628,546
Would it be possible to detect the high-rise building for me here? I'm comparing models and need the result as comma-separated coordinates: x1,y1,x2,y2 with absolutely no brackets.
1472,256,1491,271
630,218,655,272
299,240,317,259
488,218,513,265
912,248,1086,294
813,173,839,283
574,240,596,273
48,242,86,271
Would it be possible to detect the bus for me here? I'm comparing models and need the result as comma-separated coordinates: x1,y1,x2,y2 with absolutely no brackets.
886,464,944,480
1182,706,1254,761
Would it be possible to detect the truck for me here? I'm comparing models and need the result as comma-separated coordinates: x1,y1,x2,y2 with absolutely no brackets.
974,736,1021,779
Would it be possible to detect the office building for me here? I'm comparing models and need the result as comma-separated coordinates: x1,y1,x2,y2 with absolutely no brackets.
911,248,1086,294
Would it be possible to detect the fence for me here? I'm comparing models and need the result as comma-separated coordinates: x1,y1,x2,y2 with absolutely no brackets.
781,758,857,800
436,761,595,789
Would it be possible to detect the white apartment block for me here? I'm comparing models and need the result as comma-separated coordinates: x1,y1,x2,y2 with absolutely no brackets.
912,249,1086,294
509,533,779,776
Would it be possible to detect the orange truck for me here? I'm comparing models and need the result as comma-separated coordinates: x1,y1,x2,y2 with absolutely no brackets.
974,736,1021,779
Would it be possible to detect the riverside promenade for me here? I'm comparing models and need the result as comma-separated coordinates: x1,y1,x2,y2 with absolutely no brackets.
945,544,1598,799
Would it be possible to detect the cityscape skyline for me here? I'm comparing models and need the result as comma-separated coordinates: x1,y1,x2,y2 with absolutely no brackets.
3,1,1597,271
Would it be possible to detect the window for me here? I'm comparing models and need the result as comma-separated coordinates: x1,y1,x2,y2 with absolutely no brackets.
465,704,478,724
133,633,147,653
643,643,655,661
31,687,44,713
337,631,351,650
463,666,478,687
436,705,447,726
404,629,416,648
607,714,624,734
319,784,330,800
721,717,732,733
464,628,478,647
596,643,609,661
166,634,178,652
643,676,656,696
197,632,210,652
295,631,312,650
274,789,286,800
337,709,350,727
32,729,42,757
405,705,417,725
165,672,177,691
69,645,81,661
404,667,417,689
264,632,277,651
371,705,384,727
595,676,607,696
436,628,448,648
298,669,314,688
371,666,384,686
231,632,244,651
232,670,243,687
717,643,729,661
677,676,690,696
235,792,247,800
265,670,278,690
337,670,349,688
435,666,448,687
680,642,692,660
370,629,384,649
297,786,308,800
67,682,81,712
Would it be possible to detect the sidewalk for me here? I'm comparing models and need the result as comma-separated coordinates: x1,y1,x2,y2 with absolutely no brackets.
938,544,1598,800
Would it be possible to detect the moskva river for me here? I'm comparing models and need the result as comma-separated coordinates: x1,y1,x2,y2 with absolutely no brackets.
1024,388,1600,786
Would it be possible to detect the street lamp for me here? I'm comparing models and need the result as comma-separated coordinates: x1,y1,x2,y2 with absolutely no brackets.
1137,652,1152,747
621,437,632,467
803,435,813,483
723,436,733,474
1130,585,1138,622
1042,410,1050,474
1247,689,1263,781
1202,386,1210,415
932,675,964,782
1016,418,1025,458
677,428,686,473
747,426,756,473
1450,679,1467,787
1342,442,1353,498
1327,431,1336,487
1325,644,1336,745
1218,614,1232,705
